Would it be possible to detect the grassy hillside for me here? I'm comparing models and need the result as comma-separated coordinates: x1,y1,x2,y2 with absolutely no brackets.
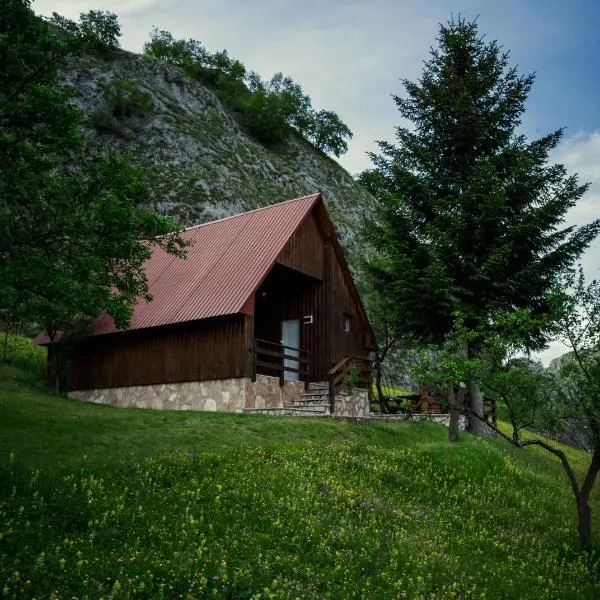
0,348,599,599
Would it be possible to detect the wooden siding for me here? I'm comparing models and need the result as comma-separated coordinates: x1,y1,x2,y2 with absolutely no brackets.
65,315,252,391
63,202,373,391
322,241,369,372
254,264,321,378
255,230,371,381
276,212,324,279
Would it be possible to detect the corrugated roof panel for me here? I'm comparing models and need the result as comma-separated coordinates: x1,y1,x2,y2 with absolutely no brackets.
88,193,321,335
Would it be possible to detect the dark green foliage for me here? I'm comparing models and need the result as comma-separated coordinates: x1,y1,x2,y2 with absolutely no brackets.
78,10,121,49
144,28,246,87
0,1,186,359
49,10,121,55
143,28,195,66
248,71,314,135
484,357,557,440
309,109,353,156
362,18,600,348
241,82,289,145
143,28,352,155
100,79,153,118
90,108,124,135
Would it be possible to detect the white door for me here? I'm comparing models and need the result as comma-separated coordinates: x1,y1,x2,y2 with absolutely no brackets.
281,319,300,381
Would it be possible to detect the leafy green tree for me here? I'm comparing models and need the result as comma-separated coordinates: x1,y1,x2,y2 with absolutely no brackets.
421,294,600,551
483,357,553,441
50,10,121,52
543,272,600,551
478,291,600,552
242,73,290,145
143,28,196,67
264,72,313,135
1,0,187,386
143,29,352,156
362,18,600,433
308,110,353,157
78,10,121,49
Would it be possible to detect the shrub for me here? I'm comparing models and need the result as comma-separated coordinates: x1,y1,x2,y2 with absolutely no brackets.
142,29,353,154
90,109,126,136
1,333,46,379
79,10,121,49
101,79,153,118
49,11,121,55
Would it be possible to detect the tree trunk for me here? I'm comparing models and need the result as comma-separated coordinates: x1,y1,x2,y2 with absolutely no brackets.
375,366,389,413
465,340,491,436
577,494,592,552
576,446,599,552
468,382,489,435
2,326,8,363
448,384,459,442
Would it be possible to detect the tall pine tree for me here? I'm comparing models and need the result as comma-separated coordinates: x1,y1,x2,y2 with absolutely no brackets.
362,18,600,433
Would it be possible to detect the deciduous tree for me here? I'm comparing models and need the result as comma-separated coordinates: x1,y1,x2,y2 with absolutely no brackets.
0,0,187,383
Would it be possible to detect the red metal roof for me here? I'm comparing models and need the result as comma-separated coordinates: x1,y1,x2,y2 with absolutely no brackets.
89,193,322,336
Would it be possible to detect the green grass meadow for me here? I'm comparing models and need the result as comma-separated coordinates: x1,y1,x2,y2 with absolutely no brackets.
0,335,599,598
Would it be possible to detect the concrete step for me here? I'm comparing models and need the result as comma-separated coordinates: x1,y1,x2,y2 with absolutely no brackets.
299,392,329,402
243,406,331,417
291,398,330,408
285,402,329,413
308,382,329,391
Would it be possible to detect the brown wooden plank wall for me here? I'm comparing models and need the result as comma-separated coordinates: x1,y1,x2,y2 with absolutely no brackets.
323,242,369,368
66,315,251,391
255,206,371,381
276,212,324,279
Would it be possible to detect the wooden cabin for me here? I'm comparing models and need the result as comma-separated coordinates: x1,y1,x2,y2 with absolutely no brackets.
41,194,375,414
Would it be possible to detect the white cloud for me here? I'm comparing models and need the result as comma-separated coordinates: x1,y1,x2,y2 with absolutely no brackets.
530,130,600,365
552,130,600,282
33,0,159,18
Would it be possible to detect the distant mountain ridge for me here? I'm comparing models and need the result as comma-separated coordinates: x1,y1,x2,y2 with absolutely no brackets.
61,48,374,248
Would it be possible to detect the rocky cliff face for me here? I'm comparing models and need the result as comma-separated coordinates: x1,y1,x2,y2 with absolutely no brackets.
62,49,373,247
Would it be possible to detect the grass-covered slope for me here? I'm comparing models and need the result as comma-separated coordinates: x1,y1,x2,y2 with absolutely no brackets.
1,353,599,599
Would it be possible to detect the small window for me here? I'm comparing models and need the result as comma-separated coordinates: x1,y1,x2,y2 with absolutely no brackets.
343,313,351,333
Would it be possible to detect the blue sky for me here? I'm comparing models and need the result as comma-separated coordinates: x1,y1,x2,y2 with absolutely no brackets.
35,0,600,362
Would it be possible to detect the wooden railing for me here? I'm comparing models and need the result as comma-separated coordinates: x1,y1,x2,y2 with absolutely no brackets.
328,355,373,414
379,386,497,425
251,338,311,389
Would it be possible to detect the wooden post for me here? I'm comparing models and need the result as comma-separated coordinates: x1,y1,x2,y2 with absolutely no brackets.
251,338,257,382
279,341,284,387
419,381,429,413
328,373,335,415
2,326,9,363
304,361,309,391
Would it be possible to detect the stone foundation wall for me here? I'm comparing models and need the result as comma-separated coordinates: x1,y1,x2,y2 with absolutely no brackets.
68,374,307,413
244,375,306,409
69,378,248,412
333,388,369,418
